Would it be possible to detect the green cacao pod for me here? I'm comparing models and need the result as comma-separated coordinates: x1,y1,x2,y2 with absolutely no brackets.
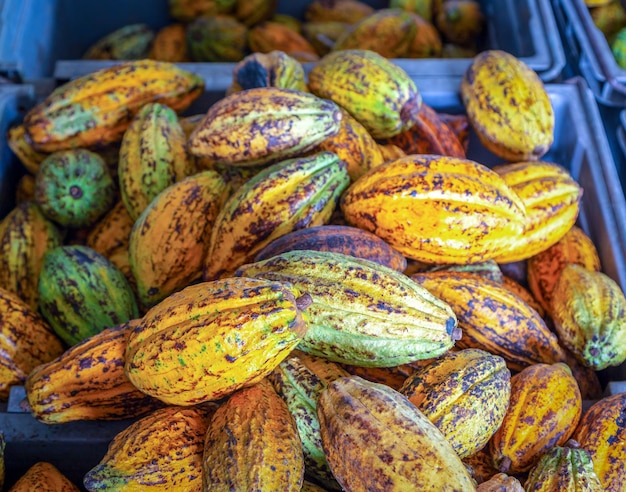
186,15,248,62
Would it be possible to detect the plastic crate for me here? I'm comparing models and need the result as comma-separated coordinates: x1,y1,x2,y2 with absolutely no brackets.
0,74,625,488
0,0,565,84
552,0,626,107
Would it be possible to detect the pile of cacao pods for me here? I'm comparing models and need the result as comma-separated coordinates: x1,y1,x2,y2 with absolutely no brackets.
0,48,625,491
83,0,484,63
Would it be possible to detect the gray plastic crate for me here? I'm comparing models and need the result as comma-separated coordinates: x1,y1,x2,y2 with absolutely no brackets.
552,0,626,106
0,0,565,83
0,76,624,488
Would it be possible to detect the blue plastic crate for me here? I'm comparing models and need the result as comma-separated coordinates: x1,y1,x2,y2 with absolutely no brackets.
0,0,565,82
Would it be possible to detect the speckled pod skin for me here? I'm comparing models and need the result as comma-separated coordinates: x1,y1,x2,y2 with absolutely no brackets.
124,278,309,405
83,24,154,60
235,0,278,27
10,462,79,492
187,15,248,62
0,201,62,309
341,154,526,264
37,245,139,346
317,375,475,491
317,108,384,181
269,354,348,490
84,405,213,491
228,50,308,94
203,379,304,491
149,23,189,62
573,393,626,491
332,9,417,58
235,250,459,367
23,60,204,153
254,224,407,272
412,271,566,372
524,442,603,491
119,102,194,221
25,321,163,424
490,363,582,474
34,149,116,228
203,151,349,280
308,49,422,139
527,225,601,315
0,287,63,401
340,362,416,391
129,170,230,308
461,50,554,161
248,22,319,60
381,102,466,158
188,87,341,167
169,0,237,22
425,259,504,284
550,264,626,370
492,162,583,263
305,0,374,24
476,473,523,491
399,348,511,459
6,124,48,174
501,275,545,318
390,0,437,23
86,200,135,259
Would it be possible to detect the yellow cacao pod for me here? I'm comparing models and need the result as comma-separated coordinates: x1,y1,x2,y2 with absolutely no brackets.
6,124,48,174
550,264,626,370
248,21,319,60
23,60,204,152
9,462,79,492
203,379,304,491
187,87,342,167
149,23,189,62
490,362,582,474
86,200,134,259
305,0,375,23
461,50,554,161
308,49,422,139
341,154,526,264
124,277,310,405
492,161,583,263
317,375,476,490
573,392,626,491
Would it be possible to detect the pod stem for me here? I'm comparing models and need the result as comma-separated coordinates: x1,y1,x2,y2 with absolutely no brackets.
296,293,313,311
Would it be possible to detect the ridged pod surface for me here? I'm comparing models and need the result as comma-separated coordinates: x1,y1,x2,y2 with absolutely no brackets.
399,348,511,458
340,362,416,391
501,275,545,318
34,149,116,228
0,287,64,401
490,363,582,474
86,200,135,259
317,108,385,181
341,154,527,264
0,201,62,308
573,393,626,491
424,258,504,284
203,379,304,491
461,50,554,161
129,170,230,307
381,102,466,158
83,24,154,60
248,21,319,60
436,0,484,46
492,162,583,263
83,405,213,491
412,271,566,371
235,250,459,367
188,87,342,167
203,152,349,280
332,9,417,58
25,321,163,424
23,60,205,152
38,245,139,346
301,21,349,57
317,375,475,490
235,0,278,27
118,102,194,221
308,49,422,139
254,224,407,272
405,12,443,58
524,441,603,491
10,462,79,492
228,50,308,94
550,264,626,370
6,124,48,174
527,225,601,315
168,0,237,22
269,354,348,489
124,278,309,405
